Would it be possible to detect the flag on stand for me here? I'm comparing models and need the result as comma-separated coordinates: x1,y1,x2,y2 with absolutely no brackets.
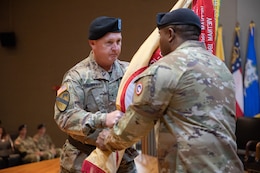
192,0,216,55
244,21,260,117
215,25,225,61
231,25,243,117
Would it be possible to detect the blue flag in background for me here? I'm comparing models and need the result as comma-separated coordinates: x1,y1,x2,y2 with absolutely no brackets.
244,22,260,117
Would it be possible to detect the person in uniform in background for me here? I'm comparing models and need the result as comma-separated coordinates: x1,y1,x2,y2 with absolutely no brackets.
0,126,14,155
96,8,244,173
54,16,138,173
14,124,52,163
33,123,62,159
0,126,15,168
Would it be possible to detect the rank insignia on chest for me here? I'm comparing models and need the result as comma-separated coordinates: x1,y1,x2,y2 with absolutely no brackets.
56,85,70,112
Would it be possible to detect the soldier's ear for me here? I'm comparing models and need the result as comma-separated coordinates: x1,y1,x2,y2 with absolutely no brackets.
89,40,96,48
168,27,175,43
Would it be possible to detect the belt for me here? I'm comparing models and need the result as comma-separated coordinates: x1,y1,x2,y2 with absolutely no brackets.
68,136,96,155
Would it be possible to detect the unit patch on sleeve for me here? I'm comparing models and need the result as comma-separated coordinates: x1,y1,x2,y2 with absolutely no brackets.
135,82,143,96
56,85,70,112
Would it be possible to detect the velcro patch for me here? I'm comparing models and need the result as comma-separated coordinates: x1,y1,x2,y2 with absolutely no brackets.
56,90,70,112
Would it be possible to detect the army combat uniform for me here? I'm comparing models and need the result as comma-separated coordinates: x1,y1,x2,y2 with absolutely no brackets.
54,52,138,173
14,136,52,163
104,41,244,173
33,133,62,158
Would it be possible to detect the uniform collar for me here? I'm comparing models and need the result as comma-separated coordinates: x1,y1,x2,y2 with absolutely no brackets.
176,40,206,51
88,51,125,81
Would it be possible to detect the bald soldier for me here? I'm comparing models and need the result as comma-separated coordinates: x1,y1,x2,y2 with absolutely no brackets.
54,16,138,173
96,8,244,173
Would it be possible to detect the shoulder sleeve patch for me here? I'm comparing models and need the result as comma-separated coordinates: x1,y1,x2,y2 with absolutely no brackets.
56,90,70,112
135,82,143,96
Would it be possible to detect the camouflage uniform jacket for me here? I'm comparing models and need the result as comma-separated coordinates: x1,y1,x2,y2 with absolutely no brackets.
104,41,244,173
33,134,54,151
54,52,137,171
14,136,39,154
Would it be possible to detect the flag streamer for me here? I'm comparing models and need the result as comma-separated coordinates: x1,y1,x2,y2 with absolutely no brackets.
215,25,225,61
192,0,216,55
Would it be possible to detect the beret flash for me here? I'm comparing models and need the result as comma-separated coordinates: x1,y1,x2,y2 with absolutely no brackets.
88,16,122,40
156,8,201,31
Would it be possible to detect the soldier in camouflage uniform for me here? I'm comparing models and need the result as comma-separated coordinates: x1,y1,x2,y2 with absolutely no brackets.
14,124,52,163
54,16,138,173
96,8,244,173
33,124,62,158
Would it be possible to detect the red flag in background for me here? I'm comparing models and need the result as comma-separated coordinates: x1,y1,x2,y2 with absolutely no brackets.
192,0,216,55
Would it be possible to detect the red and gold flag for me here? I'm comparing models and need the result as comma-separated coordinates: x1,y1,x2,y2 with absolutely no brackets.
192,0,216,55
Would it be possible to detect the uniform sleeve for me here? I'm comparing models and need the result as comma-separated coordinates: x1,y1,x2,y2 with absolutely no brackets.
54,70,106,140
14,140,23,153
15,139,34,154
104,65,175,151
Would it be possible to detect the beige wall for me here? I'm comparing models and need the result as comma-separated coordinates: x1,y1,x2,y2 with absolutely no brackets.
0,0,260,147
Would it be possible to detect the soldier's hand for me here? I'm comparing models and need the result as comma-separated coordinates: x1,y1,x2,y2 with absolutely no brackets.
96,129,110,151
105,110,123,128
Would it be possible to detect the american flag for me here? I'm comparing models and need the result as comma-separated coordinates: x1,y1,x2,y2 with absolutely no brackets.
231,25,244,117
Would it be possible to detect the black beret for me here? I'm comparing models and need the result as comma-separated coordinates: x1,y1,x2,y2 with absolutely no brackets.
88,16,122,40
18,124,27,131
156,8,201,31
37,123,45,130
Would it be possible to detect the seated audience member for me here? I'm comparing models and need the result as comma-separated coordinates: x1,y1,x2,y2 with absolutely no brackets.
14,124,52,163
33,124,62,158
0,126,14,156
0,126,21,168
0,126,14,168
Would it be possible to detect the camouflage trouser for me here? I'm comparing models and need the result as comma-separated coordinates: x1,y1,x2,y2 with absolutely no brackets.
41,151,54,160
117,158,137,173
23,153,40,163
